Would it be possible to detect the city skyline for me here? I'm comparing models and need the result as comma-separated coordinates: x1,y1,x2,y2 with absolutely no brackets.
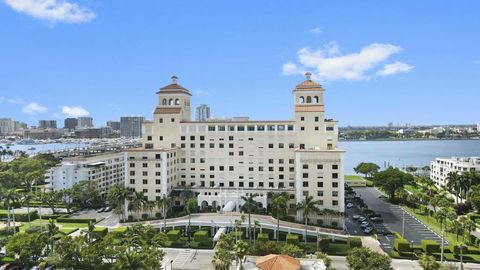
1,1,479,126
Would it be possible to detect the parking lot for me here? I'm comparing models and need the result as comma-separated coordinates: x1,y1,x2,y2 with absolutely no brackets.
346,187,445,252
70,209,119,227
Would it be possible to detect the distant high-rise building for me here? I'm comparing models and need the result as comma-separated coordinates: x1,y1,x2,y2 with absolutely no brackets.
64,118,78,131
120,116,144,138
38,120,57,129
77,117,93,128
195,104,211,121
13,121,27,132
106,121,121,131
0,118,14,135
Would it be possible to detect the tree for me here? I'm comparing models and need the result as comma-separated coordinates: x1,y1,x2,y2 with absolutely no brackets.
142,200,156,219
70,180,105,210
3,188,20,228
185,197,198,242
157,195,171,232
418,254,441,270
42,190,62,214
128,191,147,221
469,185,480,212
269,192,288,243
212,234,235,270
435,207,457,261
43,219,65,254
354,162,380,178
107,183,131,221
373,167,414,202
241,193,259,242
234,240,249,270
280,243,304,258
112,244,164,270
296,195,321,244
446,172,461,204
6,232,48,268
346,247,393,270
315,252,333,270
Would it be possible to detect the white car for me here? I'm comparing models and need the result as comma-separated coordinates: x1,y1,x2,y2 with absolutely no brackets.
352,215,361,220
364,227,373,234
346,203,353,208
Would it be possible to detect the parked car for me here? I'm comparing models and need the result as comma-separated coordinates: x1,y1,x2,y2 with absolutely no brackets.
96,208,105,213
104,206,112,212
358,217,367,222
0,264,10,270
360,222,370,228
364,227,373,234
370,217,383,222
346,203,353,208
378,195,386,199
352,215,361,220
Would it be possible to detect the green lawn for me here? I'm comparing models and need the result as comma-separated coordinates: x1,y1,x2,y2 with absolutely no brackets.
18,219,89,234
345,175,365,181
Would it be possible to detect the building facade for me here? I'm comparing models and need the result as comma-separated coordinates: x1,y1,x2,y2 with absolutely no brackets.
64,118,78,130
195,104,211,122
431,157,480,187
107,121,121,131
126,74,344,226
38,120,57,129
120,116,144,138
46,152,125,195
0,118,14,135
78,117,94,128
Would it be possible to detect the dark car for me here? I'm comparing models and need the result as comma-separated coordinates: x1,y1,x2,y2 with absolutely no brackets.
370,217,383,223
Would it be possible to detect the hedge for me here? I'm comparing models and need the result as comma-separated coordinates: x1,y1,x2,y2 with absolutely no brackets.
318,237,330,252
193,230,209,243
39,214,62,220
114,227,127,233
0,226,19,236
257,233,269,242
421,240,440,254
394,237,411,253
93,227,108,238
449,242,468,255
286,234,299,245
348,237,362,248
229,231,244,239
167,230,181,242
56,216,96,224
0,210,38,222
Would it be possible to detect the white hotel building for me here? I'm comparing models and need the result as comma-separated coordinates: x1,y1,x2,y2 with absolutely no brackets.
126,74,344,225
431,157,480,188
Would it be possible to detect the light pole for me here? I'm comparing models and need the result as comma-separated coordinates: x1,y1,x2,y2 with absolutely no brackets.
170,259,174,270
401,210,405,238
460,243,464,270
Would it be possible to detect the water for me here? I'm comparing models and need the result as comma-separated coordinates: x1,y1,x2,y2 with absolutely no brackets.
0,143,88,155
340,139,480,174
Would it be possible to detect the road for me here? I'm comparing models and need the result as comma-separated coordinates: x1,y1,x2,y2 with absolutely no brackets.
348,187,444,252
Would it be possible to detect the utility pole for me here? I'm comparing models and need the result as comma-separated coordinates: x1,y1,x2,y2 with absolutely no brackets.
401,210,405,238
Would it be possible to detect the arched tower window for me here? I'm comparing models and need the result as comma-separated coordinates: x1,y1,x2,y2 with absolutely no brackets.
169,99,173,105
298,96,305,104
175,99,180,105
313,96,319,103
306,96,312,103
162,99,167,105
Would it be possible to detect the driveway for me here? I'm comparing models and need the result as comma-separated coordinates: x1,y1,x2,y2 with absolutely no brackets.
70,209,119,227
351,187,445,251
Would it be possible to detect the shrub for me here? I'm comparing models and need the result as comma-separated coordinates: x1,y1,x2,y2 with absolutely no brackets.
155,212,162,218
251,241,280,256
348,237,362,248
449,242,468,255
281,243,304,258
25,226,44,234
0,226,19,236
257,233,269,242
167,230,181,242
39,214,62,220
229,231,243,239
141,213,149,220
190,241,200,248
318,237,330,252
331,221,338,228
421,240,440,254
286,234,299,245
394,237,411,253
56,217,96,224
93,227,108,238
193,230,209,243
0,210,38,222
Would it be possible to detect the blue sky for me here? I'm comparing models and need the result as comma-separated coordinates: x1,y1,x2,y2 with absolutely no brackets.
0,1,479,127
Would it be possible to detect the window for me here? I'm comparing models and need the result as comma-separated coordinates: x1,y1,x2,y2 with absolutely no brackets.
303,173,309,178
326,126,334,131
210,166,215,171
277,125,285,131
332,173,338,179
332,191,338,197
171,118,175,122
249,182,254,188
258,166,264,171
247,125,255,131
249,167,254,171
239,151,244,156
317,182,323,187
147,136,152,141
269,159,274,164
317,164,323,170
300,127,305,131
156,179,161,185
209,143,215,148
267,125,275,131
257,125,265,131
315,127,319,131
287,125,294,131
303,181,309,187
332,164,338,170
218,126,226,131
300,144,305,149
129,179,135,184
229,181,234,187
268,144,274,148
159,136,163,141
237,126,245,131
317,191,323,196
289,159,295,164
142,163,148,168
239,182,244,187
190,136,195,140
181,136,186,141
208,126,216,131
229,166,234,171
300,116,305,121
229,136,234,141
298,96,305,103
228,126,235,131
333,200,338,206
130,171,135,176
313,96,319,103
278,143,284,148
159,118,163,123
306,96,312,103
219,166,224,171
190,143,195,148
303,164,309,169
315,116,319,122
130,163,135,168
142,171,148,176
289,143,295,149
332,182,338,188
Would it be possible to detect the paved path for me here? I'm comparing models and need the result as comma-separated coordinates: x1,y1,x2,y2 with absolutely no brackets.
123,212,348,240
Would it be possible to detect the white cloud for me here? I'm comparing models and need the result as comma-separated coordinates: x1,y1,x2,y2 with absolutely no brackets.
22,102,48,114
61,105,89,117
194,89,211,96
3,0,95,23
7,97,26,104
310,27,322,34
376,61,414,76
283,42,412,81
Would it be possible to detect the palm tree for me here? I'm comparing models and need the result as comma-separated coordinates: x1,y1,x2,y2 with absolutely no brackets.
269,192,288,242
185,197,198,243
446,172,461,204
461,216,476,244
296,195,321,244
43,219,64,254
418,254,440,270
157,195,171,232
128,191,147,221
234,240,249,270
435,207,457,262
20,192,33,226
107,184,131,221
142,201,156,220
253,220,261,244
3,189,20,229
241,193,259,242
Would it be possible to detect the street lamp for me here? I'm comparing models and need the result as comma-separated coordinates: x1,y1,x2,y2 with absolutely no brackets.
401,210,405,238
170,259,174,270
460,243,465,270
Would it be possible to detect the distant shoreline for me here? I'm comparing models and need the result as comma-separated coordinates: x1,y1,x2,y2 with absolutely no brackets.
339,138,480,142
